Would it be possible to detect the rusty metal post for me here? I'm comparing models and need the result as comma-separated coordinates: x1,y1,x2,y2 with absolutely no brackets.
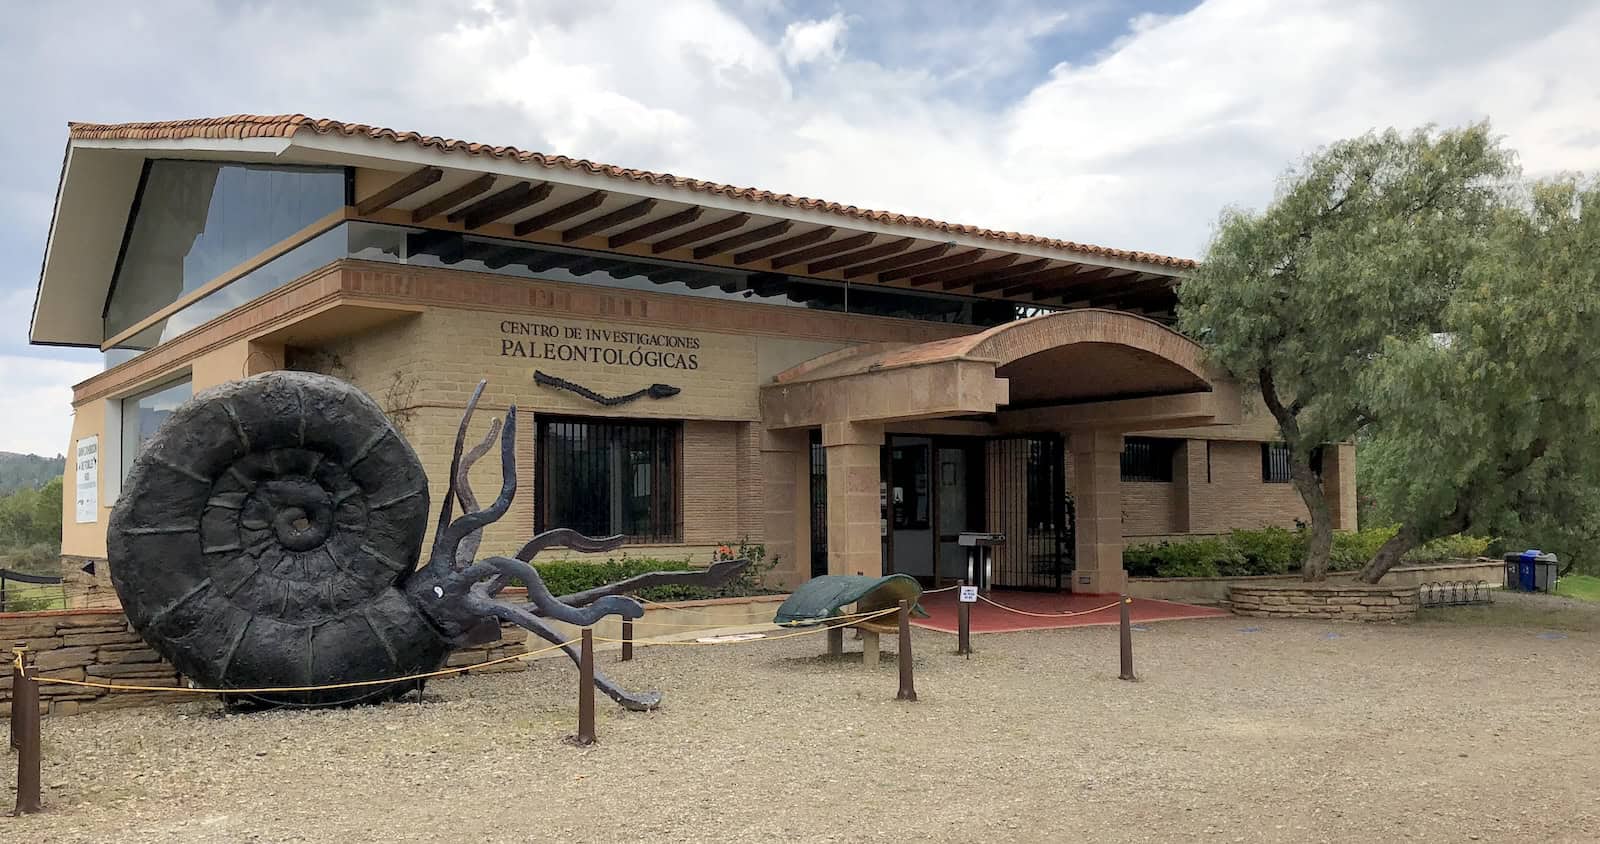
1119,595,1136,682
620,618,633,662
12,645,43,815
896,599,917,702
957,580,972,657
574,629,596,746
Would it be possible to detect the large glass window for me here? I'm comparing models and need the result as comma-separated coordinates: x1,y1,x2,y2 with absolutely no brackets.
105,161,346,340
119,377,192,480
537,417,681,543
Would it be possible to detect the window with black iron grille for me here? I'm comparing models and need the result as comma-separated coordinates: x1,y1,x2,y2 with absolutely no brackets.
1261,442,1293,483
1120,437,1177,482
536,417,682,543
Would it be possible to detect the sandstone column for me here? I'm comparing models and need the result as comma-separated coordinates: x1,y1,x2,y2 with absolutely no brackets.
823,422,884,577
1069,430,1128,594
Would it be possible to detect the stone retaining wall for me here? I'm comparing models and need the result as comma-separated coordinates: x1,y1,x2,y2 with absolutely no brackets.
2,594,790,717
1227,584,1419,622
1,609,185,717
1130,559,1500,603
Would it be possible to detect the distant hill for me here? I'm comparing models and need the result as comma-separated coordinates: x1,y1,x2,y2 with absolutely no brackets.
0,452,66,495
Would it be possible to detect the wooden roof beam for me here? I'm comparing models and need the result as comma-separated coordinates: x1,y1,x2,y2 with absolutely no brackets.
769,232,874,270
608,206,704,249
651,212,751,254
514,190,606,237
878,249,984,282
807,237,913,274
449,181,553,230
999,266,1121,298
733,227,836,265
355,166,443,216
410,174,496,223
907,254,1018,288
559,198,657,243
842,242,954,279
965,258,1053,294
693,220,794,260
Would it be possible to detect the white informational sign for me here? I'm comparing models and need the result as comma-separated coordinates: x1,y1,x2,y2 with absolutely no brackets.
958,585,979,603
74,436,99,523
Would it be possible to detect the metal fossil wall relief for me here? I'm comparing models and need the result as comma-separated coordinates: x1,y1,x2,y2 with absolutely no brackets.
534,370,681,406
107,371,744,709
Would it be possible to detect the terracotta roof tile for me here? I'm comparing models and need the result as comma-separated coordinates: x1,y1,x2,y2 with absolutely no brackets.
67,114,1196,270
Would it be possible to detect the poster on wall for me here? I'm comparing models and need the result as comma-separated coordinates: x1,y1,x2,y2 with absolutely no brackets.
74,435,98,523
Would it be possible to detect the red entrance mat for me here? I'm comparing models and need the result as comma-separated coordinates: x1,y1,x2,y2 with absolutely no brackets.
913,589,1228,634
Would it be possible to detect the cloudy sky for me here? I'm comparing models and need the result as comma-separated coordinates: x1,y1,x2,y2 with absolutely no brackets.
3,0,1599,456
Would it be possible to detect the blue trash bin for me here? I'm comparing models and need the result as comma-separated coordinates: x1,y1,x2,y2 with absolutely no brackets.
1518,551,1538,591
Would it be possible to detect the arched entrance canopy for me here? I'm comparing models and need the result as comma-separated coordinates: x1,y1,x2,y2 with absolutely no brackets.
761,309,1239,432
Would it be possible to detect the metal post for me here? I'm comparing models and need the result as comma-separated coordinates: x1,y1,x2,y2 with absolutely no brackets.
957,580,972,657
896,599,917,702
1118,595,1136,682
574,629,596,746
12,645,43,815
826,626,844,657
620,618,633,662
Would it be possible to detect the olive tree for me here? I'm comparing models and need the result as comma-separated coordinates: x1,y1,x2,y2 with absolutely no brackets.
1356,178,1600,581
1178,124,1514,580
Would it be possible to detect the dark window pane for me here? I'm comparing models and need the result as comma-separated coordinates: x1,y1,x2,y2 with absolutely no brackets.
105,161,346,339
1261,443,1293,483
538,417,681,544
119,377,192,480
1120,437,1176,482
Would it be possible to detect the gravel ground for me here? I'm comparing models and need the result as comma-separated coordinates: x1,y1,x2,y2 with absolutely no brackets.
5,599,1599,843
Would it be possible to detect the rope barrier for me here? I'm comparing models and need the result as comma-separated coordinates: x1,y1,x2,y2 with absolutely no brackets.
15,638,579,696
974,594,1128,619
626,604,904,630
594,606,902,647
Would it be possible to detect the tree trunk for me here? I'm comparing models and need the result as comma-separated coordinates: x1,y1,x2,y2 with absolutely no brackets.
1358,504,1469,584
1291,458,1334,581
1254,367,1336,582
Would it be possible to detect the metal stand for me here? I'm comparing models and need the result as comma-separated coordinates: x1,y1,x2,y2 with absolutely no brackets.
620,619,633,662
896,600,917,702
571,630,597,746
957,580,972,657
11,645,42,815
1118,596,1136,682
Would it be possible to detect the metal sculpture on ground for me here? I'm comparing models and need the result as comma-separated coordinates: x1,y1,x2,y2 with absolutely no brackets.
107,371,746,710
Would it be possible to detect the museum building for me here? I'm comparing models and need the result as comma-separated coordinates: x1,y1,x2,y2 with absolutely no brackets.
31,115,1356,595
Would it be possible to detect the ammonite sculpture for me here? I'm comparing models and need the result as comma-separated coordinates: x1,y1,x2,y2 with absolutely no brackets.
108,371,746,709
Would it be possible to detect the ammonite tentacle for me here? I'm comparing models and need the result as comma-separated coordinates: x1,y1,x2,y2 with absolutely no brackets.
108,372,443,707
466,595,662,711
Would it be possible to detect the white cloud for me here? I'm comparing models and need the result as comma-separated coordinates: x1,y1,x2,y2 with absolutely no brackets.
779,14,847,67
0,355,98,456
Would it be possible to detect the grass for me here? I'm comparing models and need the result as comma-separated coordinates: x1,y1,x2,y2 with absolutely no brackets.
1555,574,1600,602
0,580,68,612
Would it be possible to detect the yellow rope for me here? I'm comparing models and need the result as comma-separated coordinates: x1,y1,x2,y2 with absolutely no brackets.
974,595,1127,619
594,606,903,647
18,639,578,695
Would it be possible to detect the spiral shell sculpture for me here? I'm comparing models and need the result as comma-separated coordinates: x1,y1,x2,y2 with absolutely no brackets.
108,371,748,709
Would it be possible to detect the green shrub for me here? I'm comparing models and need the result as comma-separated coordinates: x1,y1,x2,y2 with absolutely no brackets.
1329,526,1397,571
1122,537,1239,578
525,537,784,603
1405,534,1491,563
1227,527,1303,575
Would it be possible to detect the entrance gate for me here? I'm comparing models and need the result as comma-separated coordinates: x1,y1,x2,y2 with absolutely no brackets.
984,436,1074,591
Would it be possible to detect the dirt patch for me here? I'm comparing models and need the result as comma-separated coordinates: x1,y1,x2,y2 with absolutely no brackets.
5,613,1598,842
